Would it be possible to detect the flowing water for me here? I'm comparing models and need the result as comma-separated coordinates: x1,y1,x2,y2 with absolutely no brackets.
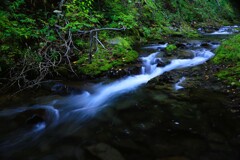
0,26,240,160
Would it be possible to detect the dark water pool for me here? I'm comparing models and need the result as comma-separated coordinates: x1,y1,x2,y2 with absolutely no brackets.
1,85,240,160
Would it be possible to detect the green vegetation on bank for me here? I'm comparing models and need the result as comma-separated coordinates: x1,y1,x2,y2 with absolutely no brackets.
213,34,240,86
76,37,138,76
166,44,177,52
0,0,238,90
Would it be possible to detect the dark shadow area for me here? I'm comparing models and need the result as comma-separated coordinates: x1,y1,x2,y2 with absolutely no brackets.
229,0,240,14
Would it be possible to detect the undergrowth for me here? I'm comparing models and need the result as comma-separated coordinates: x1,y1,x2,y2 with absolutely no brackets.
213,34,240,86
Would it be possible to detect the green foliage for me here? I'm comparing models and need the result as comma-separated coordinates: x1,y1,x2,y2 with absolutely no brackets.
216,65,240,86
9,0,25,11
179,22,199,37
166,44,177,52
213,34,240,64
63,0,102,31
166,0,236,23
103,0,138,29
0,0,239,85
76,37,138,76
213,34,240,86
108,37,133,48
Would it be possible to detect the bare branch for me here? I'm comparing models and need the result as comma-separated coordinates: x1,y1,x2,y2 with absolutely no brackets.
54,24,126,35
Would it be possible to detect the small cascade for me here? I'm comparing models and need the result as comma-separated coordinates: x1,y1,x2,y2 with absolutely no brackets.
0,105,59,151
143,43,168,50
211,26,239,35
0,48,214,128
60,48,214,119
199,25,240,35
141,52,160,74
0,43,215,152
174,77,186,90
4,23,240,158
141,66,145,74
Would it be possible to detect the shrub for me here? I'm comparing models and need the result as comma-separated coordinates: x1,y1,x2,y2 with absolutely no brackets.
213,34,240,86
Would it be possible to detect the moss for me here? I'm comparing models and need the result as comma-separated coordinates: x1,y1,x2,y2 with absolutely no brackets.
76,37,138,76
216,65,240,86
179,22,200,38
166,44,177,52
213,34,240,86
213,34,240,64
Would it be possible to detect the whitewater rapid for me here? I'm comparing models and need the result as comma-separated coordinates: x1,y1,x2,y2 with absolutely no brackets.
61,48,214,117
0,48,215,127
0,45,215,151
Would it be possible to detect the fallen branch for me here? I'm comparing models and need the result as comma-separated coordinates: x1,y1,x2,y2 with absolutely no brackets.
54,24,126,63
54,24,126,34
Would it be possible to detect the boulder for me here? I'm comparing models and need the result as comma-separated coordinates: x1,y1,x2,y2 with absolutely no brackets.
147,72,175,86
51,83,82,95
200,43,211,48
107,65,141,78
87,143,125,160
175,43,187,49
177,50,193,59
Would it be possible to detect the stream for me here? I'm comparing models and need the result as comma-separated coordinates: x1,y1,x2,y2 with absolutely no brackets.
0,26,240,160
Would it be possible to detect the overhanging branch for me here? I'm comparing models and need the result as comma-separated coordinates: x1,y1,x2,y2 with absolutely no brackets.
54,25,126,63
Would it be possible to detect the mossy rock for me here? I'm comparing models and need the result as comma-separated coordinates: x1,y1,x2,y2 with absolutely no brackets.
212,34,240,86
213,34,240,64
76,37,138,76
166,44,177,52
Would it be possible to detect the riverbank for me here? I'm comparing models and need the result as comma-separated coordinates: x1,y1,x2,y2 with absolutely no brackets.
147,28,240,109
1,25,240,105
1,0,239,93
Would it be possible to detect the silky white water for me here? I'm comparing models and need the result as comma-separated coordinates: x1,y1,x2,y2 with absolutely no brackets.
175,77,186,90
61,48,214,119
0,48,214,125
0,46,215,151
208,26,239,35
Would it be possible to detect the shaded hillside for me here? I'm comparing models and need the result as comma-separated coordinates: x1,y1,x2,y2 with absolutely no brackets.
0,0,238,92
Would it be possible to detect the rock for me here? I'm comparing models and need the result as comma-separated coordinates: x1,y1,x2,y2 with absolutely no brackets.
107,68,128,78
155,58,169,67
128,65,141,75
158,72,175,83
211,41,220,45
202,26,218,33
107,65,141,78
158,41,167,45
147,72,178,86
51,83,66,93
157,61,166,67
207,132,226,143
54,145,85,160
26,115,44,125
200,42,211,48
14,108,46,126
177,50,193,59
87,143,125,160
116,139,146,151
175,43,187,49
147,77,159,86
209,142,231,152
135,122,155,131
51,83,82,95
